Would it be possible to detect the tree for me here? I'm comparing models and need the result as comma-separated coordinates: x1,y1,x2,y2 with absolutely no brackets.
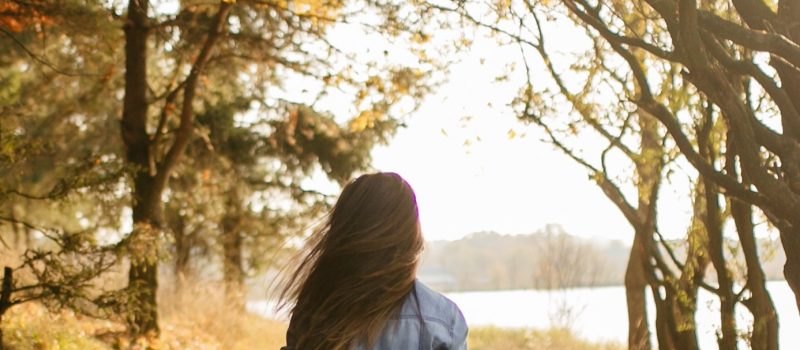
496,0,791,346
1,2,130,346
517,0,800,313
169,93,387,310
114,0,439,338
533,224,608,330
432,0,783,348
4,0,442,342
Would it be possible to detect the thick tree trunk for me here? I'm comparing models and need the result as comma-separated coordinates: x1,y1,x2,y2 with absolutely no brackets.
625,232,652,350
651,291,677,350
648,238,700,350
121,0,162,338
127,174,163,337
121,0,231,338
670,286,701,350
721,111,781,349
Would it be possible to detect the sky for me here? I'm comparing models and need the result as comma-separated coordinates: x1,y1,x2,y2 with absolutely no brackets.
142,0,697,243
365,32,694,242
265,8,715,243
137,1,786,246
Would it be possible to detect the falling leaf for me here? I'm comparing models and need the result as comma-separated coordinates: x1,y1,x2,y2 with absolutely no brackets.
440,128,448,137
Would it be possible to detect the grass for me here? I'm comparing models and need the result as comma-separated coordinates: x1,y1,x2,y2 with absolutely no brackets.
2,303,116,350
468,326,625,350
2,302,287,350
1,286,622,350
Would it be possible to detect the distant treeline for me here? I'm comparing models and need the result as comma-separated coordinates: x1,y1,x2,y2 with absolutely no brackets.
419,225,786,292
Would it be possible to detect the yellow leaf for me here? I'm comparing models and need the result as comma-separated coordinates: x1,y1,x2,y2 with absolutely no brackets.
350,110,378,132
507,128,517,139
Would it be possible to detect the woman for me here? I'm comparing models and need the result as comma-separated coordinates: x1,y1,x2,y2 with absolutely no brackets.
278,172,468,350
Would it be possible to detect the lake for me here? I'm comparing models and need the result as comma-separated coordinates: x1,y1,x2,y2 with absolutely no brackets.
248,281,799,348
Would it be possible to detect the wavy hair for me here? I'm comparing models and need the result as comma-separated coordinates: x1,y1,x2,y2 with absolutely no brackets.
278,172,424,350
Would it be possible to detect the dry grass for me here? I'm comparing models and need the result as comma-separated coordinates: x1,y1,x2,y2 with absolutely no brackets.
1,302,287,350
2,303,118,350
468,327,625,350
1,280,287,350
158,282,287,350
2,281,620,350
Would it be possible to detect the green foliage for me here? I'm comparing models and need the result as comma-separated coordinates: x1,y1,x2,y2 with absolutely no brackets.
264,103,383,184
0,0,452,340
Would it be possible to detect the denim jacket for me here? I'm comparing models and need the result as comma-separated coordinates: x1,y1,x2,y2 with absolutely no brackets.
282,280,468,350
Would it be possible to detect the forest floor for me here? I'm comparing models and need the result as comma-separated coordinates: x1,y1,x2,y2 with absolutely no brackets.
1,294,624,350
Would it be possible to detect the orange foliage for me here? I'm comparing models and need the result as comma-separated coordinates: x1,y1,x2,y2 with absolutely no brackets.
0,1,53,33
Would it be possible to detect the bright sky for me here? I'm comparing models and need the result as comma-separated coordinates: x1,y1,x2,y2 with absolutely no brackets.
126,0,786,246
139,0,696,243
257,6,714,243
367,32,695,242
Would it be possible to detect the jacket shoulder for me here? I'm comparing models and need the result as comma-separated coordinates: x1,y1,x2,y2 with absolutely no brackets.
399,281,465,327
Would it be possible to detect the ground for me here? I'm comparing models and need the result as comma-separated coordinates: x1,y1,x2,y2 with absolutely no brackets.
2,302,623,350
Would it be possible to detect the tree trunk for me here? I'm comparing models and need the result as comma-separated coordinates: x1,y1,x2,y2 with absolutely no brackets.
780,226,800,314
723,134,779,349
221,211,245,311
622,112,662,350
121,0,231,338
773,0,800,314
625,231,652,350
127,174,163,337
669,207,707,350
9,206,23,250
731,199,779,350
694,106,738,349
121,0,161,338
221,188,245,311
171,210,191,292
651,290,677,350
1,267,13,350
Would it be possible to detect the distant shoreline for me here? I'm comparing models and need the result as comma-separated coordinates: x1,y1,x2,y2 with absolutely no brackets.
436,278,789,294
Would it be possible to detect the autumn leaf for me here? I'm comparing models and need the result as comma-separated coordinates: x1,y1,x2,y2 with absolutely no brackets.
507,128,517,140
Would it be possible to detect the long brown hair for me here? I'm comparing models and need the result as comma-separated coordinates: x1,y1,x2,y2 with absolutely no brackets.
278,172,424,350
